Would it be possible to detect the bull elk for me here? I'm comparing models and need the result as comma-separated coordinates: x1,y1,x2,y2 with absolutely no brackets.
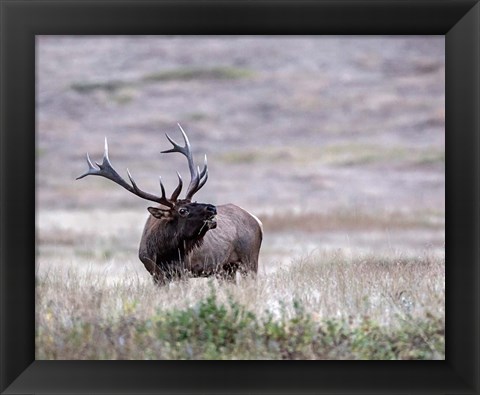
77,125,263,285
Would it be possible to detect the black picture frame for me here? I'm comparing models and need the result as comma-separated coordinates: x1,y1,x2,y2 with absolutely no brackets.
1,1,478,394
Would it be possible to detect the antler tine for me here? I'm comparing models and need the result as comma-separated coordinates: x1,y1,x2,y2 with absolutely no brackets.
199,154,208,178
76,152,97,180
76,137,111,180
197,155,209,190
161,124,209,201
77,137,174,208
170,172,183,202
158,177,167,200
184,166,201,201
161,124,195,176
185,155,208,200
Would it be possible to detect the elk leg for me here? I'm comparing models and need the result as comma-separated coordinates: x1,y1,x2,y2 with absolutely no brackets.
139,255,166,286
237,260,257,279
218,261,240,283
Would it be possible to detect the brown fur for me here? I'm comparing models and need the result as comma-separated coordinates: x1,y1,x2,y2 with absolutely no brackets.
139,203,262,285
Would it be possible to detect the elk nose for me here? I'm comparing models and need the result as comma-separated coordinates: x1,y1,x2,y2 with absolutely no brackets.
206,204,217,215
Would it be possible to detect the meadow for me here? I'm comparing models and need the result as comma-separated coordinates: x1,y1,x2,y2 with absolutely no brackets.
36,250,444,360
36,36,445,359
36,208,444,360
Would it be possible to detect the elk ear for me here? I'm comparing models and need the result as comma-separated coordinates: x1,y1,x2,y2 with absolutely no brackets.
148,207,171,219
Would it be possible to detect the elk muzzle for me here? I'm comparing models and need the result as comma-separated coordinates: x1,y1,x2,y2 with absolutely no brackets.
205,204,217,229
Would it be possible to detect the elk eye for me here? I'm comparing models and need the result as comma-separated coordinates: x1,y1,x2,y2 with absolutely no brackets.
178,208,189,216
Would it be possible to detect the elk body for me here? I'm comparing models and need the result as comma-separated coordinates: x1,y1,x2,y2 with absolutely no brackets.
77,125,262,285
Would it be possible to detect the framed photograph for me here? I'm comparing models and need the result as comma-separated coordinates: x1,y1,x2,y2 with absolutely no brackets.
1,1,479,394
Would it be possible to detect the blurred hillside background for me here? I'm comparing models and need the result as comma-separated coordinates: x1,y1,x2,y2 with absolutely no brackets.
35,36,445,360
37,36,444,273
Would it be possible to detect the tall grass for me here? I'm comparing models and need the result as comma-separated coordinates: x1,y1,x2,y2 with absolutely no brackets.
36,252,444,360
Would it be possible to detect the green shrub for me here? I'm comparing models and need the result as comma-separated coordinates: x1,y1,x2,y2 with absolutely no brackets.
36,291,444,360
142,67,254,82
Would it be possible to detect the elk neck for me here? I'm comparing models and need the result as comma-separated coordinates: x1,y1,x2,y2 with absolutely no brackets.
147,219,207,266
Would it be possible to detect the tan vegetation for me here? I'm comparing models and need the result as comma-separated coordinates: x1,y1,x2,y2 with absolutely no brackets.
259,209,444,232
35,205,445,360
36,251,444,360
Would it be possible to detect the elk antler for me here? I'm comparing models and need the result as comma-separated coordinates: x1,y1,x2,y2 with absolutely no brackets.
76,137,174,208
162,124,208,201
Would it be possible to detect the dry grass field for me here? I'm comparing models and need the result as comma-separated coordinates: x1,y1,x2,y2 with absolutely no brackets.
36,36,445,359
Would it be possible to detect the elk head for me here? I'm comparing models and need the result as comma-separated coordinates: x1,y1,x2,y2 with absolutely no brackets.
76,124,218,239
